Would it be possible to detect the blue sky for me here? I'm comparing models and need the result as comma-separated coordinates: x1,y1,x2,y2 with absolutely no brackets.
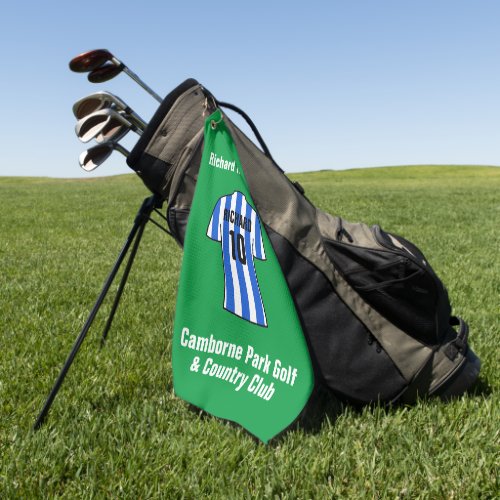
1,1,499,177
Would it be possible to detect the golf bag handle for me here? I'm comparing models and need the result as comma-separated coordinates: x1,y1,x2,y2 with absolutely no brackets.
217,101,284,173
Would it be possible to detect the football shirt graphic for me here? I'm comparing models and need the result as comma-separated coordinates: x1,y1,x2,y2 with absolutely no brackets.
207,191,267,327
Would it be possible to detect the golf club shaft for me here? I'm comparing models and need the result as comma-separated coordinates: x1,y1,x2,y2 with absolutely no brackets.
129,121,144,136
127,111,147,130
115,143,130,157
111,56,162,103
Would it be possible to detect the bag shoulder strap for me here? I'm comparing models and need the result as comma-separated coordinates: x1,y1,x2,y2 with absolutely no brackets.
218,101,284,173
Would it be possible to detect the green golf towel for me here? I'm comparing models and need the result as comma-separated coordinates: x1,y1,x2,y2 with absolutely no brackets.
172,109,314,442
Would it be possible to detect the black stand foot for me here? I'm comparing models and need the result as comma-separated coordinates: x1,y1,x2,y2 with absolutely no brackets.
33,194,163,430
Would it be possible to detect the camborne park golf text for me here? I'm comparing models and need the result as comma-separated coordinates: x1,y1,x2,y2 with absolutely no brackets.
180,327,299,401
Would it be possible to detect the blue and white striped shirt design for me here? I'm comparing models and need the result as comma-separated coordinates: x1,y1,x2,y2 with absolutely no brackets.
207,191,267,327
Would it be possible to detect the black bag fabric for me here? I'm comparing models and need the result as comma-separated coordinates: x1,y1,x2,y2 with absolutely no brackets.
126,79,481,405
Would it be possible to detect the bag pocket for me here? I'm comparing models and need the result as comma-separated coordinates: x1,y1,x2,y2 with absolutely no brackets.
324,237,440,346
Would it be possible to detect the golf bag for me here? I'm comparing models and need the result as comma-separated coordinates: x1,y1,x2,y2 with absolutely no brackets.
127,79,480,405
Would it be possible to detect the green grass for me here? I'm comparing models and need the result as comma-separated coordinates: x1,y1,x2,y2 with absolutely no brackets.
0,166,498,498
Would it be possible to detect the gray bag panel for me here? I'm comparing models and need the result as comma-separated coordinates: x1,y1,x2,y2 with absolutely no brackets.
168,129,204,211
146,85,207,167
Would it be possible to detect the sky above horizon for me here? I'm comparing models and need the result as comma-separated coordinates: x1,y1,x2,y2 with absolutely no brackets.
1,1,499,178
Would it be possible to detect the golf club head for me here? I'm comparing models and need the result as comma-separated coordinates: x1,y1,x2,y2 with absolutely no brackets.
95,122,130,144
71,48,162,102
79,141,129,172
69,49,113,73
72,91,147,130
79,143,113,171
88,63,123,83
75,108,134,143
72,91,128,119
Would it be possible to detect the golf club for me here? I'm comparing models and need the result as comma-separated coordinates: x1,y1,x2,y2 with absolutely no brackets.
69,49,162,103
95,120,133,145
75,108,142,143
79,141,129,172
87,63,122,83
68,49,111,73
73,91,147,130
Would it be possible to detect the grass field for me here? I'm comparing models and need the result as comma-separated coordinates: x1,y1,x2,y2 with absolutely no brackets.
0,166,498,498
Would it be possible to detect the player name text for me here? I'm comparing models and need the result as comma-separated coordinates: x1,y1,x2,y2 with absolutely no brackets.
209,152,236,172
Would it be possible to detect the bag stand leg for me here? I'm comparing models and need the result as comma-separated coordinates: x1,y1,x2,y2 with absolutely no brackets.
33,194,164,430
100,219,147,347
